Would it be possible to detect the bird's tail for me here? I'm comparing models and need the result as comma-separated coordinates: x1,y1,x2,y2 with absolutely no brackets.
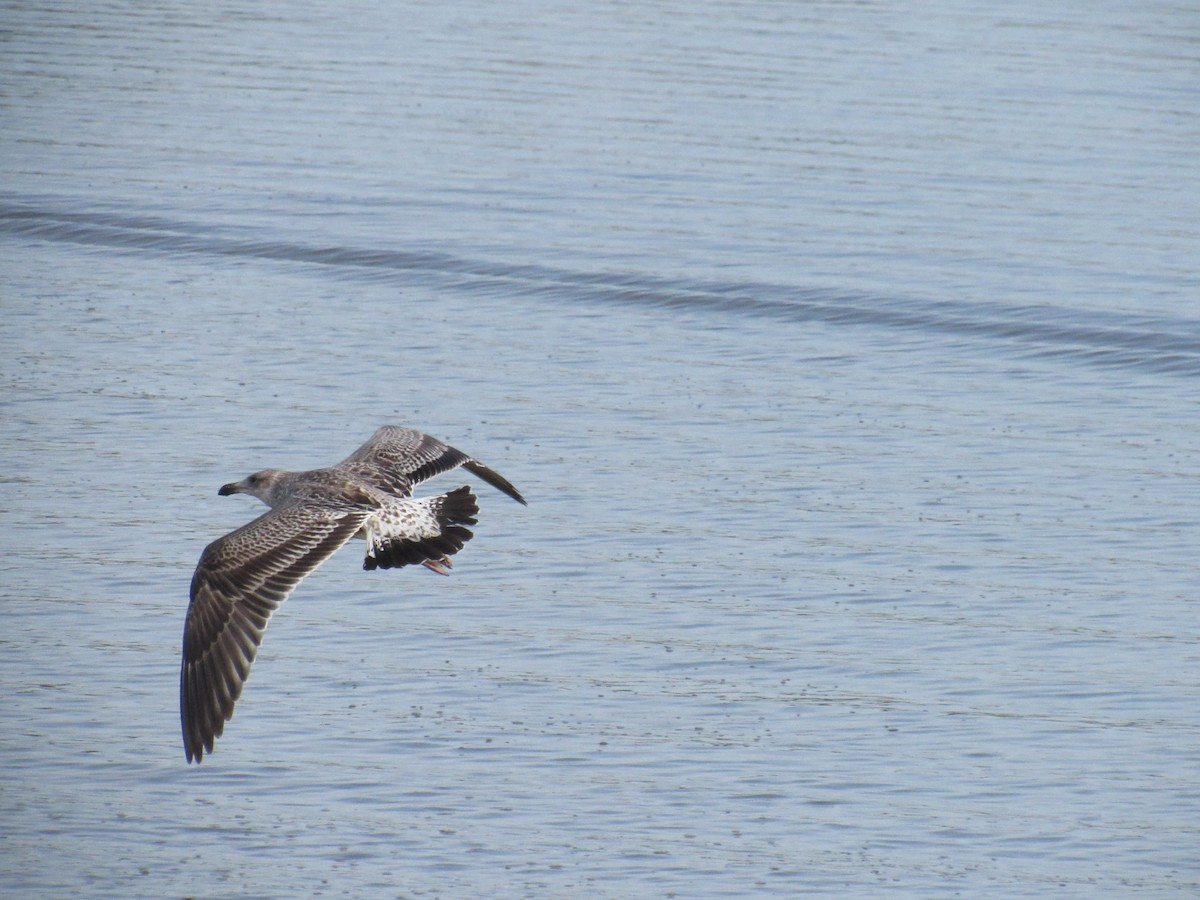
362,486,479,572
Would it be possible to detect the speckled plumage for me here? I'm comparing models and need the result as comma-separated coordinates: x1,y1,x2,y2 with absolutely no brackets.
181,426,525,763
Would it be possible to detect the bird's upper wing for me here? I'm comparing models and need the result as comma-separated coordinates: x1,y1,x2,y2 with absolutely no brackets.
334,425,526,505
180,503,367,763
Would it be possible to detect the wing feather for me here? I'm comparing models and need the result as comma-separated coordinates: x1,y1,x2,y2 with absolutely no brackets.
180,505,366,763
335,425,526,505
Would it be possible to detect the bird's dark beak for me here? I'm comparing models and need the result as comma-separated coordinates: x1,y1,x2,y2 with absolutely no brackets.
218,482,241,496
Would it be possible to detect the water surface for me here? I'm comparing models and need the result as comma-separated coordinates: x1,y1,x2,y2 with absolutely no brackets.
2,1,1198,896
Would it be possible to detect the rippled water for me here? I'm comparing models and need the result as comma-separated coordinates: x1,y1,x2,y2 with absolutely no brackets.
2,1,1198,897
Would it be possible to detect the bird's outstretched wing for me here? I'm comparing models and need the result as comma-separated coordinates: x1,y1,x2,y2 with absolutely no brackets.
180,504,367,763
334,425,526,505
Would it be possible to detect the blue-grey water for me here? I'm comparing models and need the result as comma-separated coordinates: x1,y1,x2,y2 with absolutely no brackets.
2,1,1198,896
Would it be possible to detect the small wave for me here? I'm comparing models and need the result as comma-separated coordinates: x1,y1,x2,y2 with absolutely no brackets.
4,199,1198,376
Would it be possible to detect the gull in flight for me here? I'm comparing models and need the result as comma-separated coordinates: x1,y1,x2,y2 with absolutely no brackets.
180,425,525,763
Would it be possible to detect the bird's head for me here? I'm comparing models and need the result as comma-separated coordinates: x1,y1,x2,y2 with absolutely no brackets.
218,469,287,507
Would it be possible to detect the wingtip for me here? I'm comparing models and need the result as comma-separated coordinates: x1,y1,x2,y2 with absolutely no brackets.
183,731,202,764
462,459,527,506
182,719,207,764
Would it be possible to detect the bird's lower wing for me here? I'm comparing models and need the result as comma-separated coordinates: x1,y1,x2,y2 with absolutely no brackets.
180,504,366,763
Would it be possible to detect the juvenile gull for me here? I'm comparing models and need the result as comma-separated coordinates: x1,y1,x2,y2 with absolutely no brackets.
181,425,525,763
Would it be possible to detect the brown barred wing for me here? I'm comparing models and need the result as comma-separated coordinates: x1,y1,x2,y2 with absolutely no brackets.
180,504,366,763
335,425,526,505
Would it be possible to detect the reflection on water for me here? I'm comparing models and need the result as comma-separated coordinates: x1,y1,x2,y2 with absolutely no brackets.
2,0,1198,897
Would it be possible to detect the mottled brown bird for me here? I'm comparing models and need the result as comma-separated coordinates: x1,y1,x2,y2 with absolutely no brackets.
181,425,525,763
